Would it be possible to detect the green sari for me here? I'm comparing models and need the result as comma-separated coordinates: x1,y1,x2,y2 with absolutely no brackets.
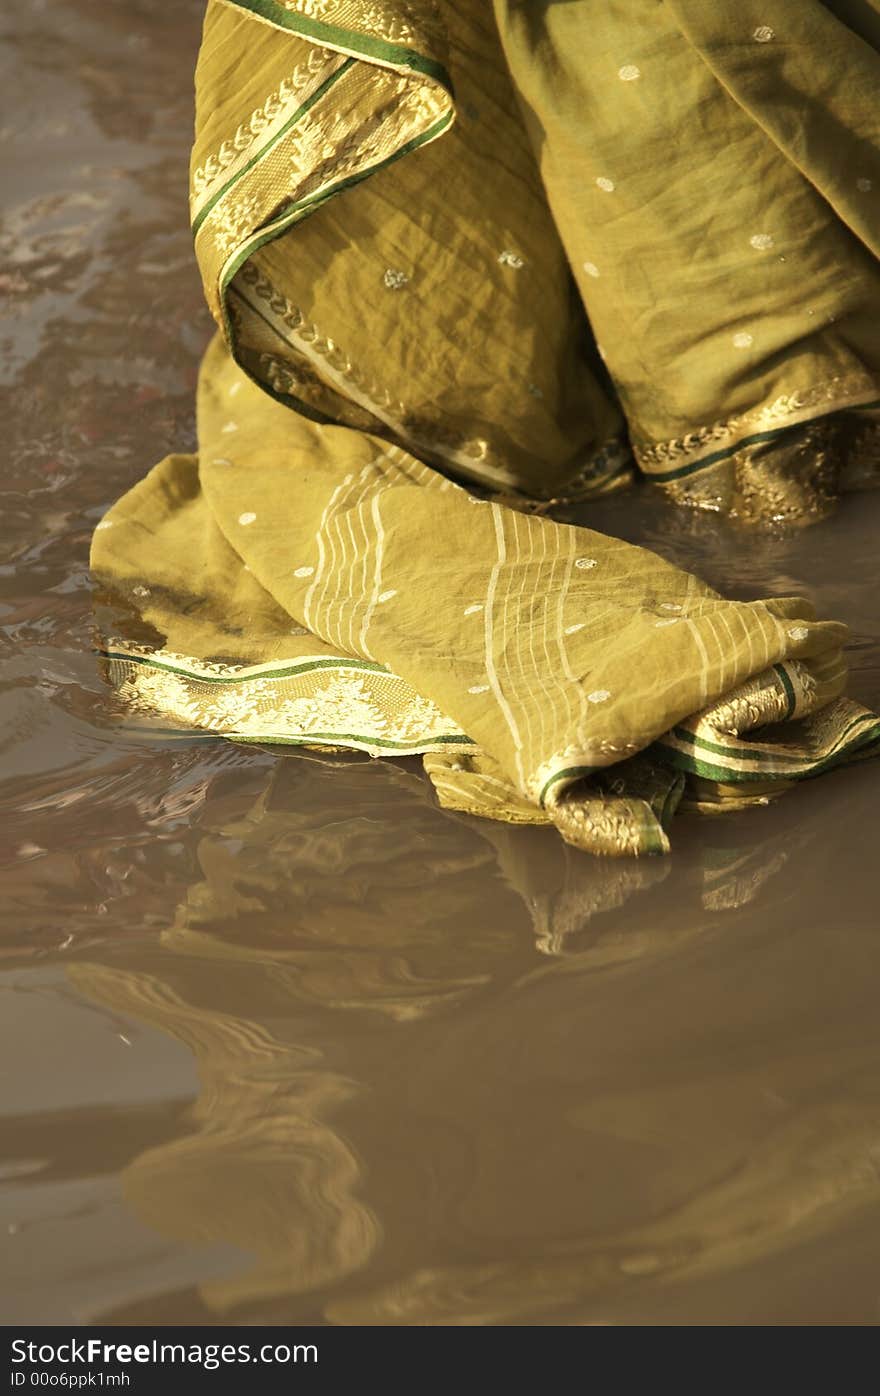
91,0,880,855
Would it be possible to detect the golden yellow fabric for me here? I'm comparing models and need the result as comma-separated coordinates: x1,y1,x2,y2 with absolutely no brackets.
91,0,880,855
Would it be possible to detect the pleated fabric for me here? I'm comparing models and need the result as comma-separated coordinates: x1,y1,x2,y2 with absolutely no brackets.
91,1,880,854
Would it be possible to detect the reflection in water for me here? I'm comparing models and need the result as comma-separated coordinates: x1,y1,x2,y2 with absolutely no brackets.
56,756,880,1324
66,757,668,1315
3,0,880,1326
328,1078,880,1325
71,962,378,1313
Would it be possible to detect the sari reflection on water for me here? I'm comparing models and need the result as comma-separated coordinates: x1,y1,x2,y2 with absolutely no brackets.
91,0,880,855
65,755,880,1321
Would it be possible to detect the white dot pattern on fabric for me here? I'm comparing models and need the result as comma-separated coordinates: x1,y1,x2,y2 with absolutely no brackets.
575,557,598,570
732,332,754,348
596,177,615,192
583,261,600,278
588,689,611,703
749,233,774,250
498,250,525,269
753,26,774,42
857,178,873,192
618,65,641,81
463,604,484,615
565,622,585,635
293,565,314,578
383,268,409,291
788,626,810,641
132,585,150,597
468,684,490,695
238,512,256,526
222,422,238,433
378,589,397,603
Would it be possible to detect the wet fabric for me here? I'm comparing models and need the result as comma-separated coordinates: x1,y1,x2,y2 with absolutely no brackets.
91,0,880,855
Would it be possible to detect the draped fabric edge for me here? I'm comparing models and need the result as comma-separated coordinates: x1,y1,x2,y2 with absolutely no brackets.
96,639,880,853
197,0,880,492
91,0,880,857
197,0,456,414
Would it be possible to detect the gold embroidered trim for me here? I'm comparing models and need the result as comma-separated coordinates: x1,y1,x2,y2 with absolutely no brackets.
205,70,450,300
99,644,476,757
193,3,453,325
190,49,340,215
277,0,444,52
635,374,880,475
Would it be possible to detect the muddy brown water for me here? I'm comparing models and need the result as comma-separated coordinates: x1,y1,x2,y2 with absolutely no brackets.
2,0,880,1327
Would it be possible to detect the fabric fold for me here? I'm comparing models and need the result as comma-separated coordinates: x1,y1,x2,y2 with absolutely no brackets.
91,0,880,855
92,335,880,855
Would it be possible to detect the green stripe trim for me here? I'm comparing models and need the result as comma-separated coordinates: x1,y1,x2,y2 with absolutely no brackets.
548,709,880,791
773,662,797,720
668,712,876,768
660,772,686,824
197,2,456,436
540,710,880,795
191,60,354,236
655,723,880,784
99,648,390,683
100,649,477,749
538,764,600,807
653,743,776,785
223,0,453,91
219,109,453,295
232,731,473,750
216,108,453,421
643,399,880,483
655,715,880,782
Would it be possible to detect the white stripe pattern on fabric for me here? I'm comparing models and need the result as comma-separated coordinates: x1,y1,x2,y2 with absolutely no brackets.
486,505,525,786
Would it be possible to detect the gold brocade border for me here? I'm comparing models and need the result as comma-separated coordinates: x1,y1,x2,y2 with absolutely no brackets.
190,48,344,221
99,645,477,758
635,376,880,481
536,661,880,807
656,700,880,782
97,645,880,859
197,62,451,315
228,0,448,70
193,0,454,329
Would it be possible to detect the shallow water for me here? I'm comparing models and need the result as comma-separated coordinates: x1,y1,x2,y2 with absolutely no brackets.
2,0,880,1327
